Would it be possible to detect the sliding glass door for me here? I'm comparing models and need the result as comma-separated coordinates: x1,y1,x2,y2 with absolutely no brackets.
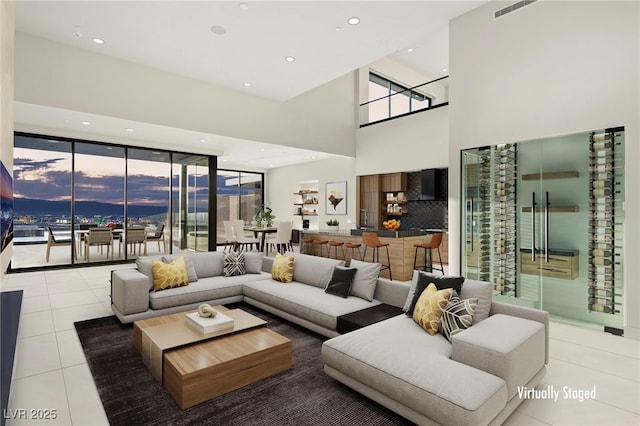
172,154,210,253
215,170,263,247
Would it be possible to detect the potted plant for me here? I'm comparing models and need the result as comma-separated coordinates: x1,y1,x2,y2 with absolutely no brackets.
326,219,340,231
255,203,276,227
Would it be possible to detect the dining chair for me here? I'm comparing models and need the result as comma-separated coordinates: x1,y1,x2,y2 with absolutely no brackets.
222,221,237,252
265,221,292,255
146,224,166,254
232,220,259,251
84,228,113,262
123,226,147,257
45,227,75,262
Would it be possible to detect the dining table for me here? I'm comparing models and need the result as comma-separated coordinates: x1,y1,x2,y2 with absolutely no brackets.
245,226,278,252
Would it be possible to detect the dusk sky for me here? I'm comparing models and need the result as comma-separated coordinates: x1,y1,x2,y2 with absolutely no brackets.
13,149,209,206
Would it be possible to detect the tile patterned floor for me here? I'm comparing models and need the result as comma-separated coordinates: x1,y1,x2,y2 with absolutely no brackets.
1,264,638,425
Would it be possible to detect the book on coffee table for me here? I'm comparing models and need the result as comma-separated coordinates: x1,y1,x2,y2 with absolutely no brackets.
186,311,234,334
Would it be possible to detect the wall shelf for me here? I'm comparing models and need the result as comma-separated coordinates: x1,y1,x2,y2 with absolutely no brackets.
521,171,579,180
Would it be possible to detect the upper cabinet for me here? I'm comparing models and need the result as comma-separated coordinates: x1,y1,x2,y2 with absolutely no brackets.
381,172,407,192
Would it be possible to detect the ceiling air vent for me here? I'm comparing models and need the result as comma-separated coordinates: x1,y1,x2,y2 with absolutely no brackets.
494,0,538,19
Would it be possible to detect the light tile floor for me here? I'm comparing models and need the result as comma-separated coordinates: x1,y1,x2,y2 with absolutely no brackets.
1,264,638,426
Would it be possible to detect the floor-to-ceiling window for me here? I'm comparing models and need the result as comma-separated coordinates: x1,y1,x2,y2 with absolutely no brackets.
215,170,263,246
11,133,215,269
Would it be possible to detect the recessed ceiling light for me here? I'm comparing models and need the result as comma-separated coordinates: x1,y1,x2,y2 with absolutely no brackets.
348,17,360,25
442,68,448,73
285,56,295,62
407,48,414,53
260,148,265,152
125,128,134,132
269,164,274,168
210,25,227,35
92,37,104,45
243,82,252,87
81,121,91,125
239,3,249,10
335,26,342,32
199,139,207,143
72,31,82,38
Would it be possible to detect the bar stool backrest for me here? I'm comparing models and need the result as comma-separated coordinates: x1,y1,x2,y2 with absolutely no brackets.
423,233,443,248
362,232,382,247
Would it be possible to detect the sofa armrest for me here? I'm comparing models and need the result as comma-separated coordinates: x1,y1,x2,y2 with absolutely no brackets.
451,314,546,399
111,269,150,316
490,301,549,364
372,278,410,308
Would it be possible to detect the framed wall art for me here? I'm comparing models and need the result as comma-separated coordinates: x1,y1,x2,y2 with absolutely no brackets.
326,181,346,215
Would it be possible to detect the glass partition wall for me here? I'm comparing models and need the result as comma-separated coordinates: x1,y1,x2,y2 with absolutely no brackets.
461,128,625,334
11,133,221,269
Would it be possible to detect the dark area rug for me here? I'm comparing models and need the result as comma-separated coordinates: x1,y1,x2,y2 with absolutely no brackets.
75,303,413,426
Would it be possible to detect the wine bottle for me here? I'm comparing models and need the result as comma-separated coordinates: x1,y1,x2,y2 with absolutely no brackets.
589,304,616,314
591,133,612,142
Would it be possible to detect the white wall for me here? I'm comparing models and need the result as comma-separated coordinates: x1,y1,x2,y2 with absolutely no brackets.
266,157,357,232
14,33,357,157
356,104,449,176
0,1,14,276
449,1,640,338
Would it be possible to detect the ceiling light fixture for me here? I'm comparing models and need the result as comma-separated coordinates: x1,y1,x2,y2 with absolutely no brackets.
239,3,249,10
210,25,227,35
442,68,448,73
92,37,105,44
285,56,295,62
81,121,91,125
199,139,207,143
243,82,252,87
335,26,342,32
348,17,360,25
407,48,414,53
72,31,82,38
125,128,134,132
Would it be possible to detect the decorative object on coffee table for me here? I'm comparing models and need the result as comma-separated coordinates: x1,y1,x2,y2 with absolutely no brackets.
197,303,218,318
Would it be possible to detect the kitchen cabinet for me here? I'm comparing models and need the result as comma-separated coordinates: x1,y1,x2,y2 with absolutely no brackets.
381,172,407,192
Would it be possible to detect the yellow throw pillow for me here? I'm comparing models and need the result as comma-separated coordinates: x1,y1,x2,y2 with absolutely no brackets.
413,283,453,335
152,256,189,291
271,253,294,283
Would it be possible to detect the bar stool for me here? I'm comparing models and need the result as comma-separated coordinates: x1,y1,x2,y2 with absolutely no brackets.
413,233,444,275
300,237,314,255
362,232,392,280
313,239,329,257
328,241,345,260
345,243,362,264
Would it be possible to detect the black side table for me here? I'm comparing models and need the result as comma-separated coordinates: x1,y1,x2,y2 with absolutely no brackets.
337,304,404,334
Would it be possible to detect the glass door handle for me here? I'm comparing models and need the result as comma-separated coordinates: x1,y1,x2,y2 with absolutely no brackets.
532,192,536,261
470,198,474,252
545,192,550,263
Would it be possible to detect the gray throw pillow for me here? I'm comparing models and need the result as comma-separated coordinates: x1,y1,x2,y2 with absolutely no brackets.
348,259,380,302
243,251,264,274
403,270,421,312
458,279,493,324
162,254,198,282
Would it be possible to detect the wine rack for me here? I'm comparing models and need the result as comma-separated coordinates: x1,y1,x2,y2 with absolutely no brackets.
493,144,517,296
588,129,624,314
476,149,492,282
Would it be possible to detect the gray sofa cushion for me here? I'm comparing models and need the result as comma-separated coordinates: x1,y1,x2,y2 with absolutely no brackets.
322,315,507,426
135,255,164,291
348,259,380,302
189,251,224,278
149,273,268,310
243,279,379,331
289,252,344,289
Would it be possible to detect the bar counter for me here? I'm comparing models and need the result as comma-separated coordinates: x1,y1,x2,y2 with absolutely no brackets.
301,229,448,282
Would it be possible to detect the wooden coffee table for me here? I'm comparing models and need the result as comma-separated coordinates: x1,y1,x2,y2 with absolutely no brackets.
133,306,292,409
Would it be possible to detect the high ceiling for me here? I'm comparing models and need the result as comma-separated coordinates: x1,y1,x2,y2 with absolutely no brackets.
14,0,484,170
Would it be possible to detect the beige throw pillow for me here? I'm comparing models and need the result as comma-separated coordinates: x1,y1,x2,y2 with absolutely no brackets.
413,283,453,335
152,256,189,291
272,253,294,283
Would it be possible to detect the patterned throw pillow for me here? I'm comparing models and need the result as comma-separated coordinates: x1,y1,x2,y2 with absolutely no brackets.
152,256,189,291
224,251,246,277
272,253,294,283
412,283,453,335
440,296,478,342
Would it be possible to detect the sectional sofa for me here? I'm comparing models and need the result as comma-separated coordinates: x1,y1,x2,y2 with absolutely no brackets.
110,250,548,425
